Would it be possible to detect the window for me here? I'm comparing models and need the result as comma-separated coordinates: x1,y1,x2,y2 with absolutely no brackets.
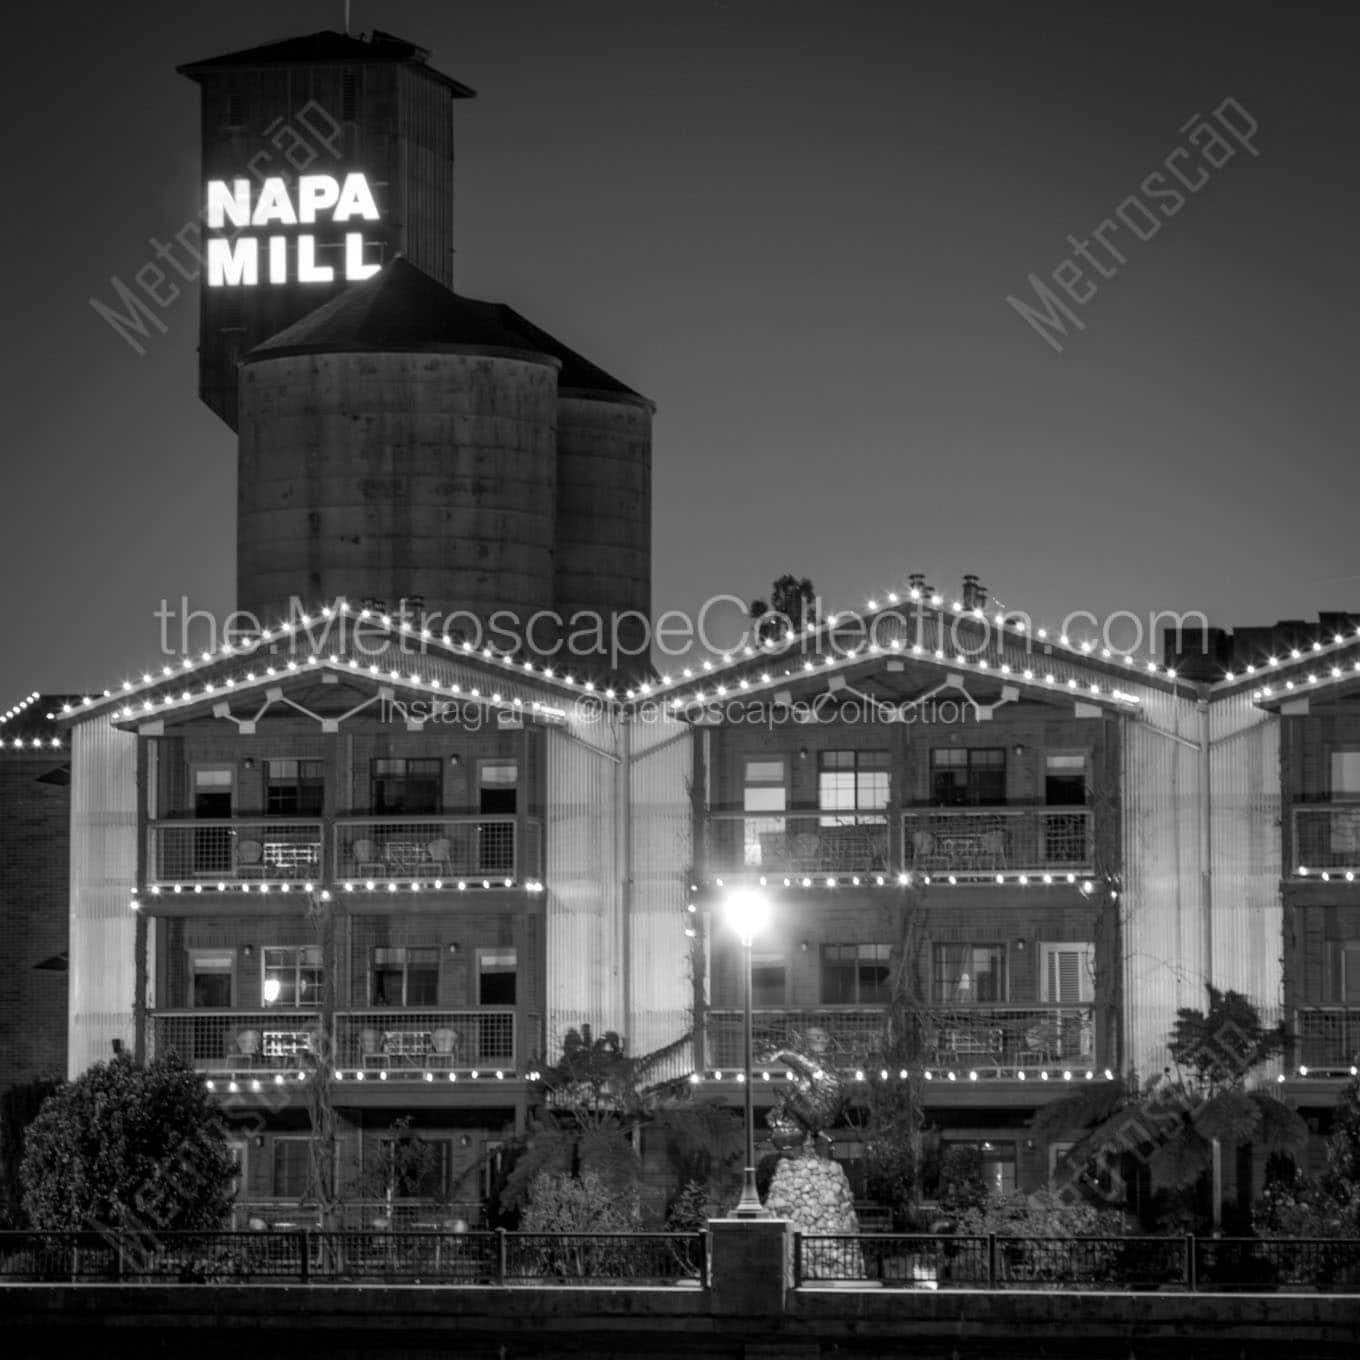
821,943,891,1004
743,759,786,866
818,750,890,826
379,1135,452,1200
944,1139,1016,1197
262,946,324,1008
189,950,233,1009
750,954,787,1007
192,767,234,873
371,946,439,1007
933,944,1006,1003
273,1137,311,1199
931,748,1005,806
265,759,324,816
1331,751,1360,799
479,761,518,814
1040,943,1095,1003
372,758,442,815
1045,753,1088,807
1326,940,1360,1003
478,948,517,1006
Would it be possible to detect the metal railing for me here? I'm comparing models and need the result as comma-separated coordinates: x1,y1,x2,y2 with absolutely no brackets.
903,808,1093,875
705,1005,1095,1072
1292,804,1360,873
705,814,890,875
333,816,540,882
147,820,325,883
334,1009,520,1069
0,1230,705,1285
150,1010,319,1074
793,1234,1360,1291
1294,1006,1360,1070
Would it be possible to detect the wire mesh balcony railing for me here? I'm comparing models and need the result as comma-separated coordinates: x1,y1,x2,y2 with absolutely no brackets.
705,1005,1095,1073
333,816,539,882
903,808,1093,875
333,1009,521,1070
705,814,890,875
1291,804,1360,874
148,820,325,883
1294,1006,1360,1070
149,1010,320,1074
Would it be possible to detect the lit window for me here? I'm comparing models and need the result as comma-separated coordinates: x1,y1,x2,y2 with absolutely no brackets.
262,946,324,1008
818,750,889,826
933,944,1006,1003
743,759,787,866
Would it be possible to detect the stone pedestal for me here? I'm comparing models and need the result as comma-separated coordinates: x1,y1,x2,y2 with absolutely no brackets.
706,1217,791,1315
764,1155,863,1280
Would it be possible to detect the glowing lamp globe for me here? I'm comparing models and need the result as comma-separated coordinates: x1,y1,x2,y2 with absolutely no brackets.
723,888,771,945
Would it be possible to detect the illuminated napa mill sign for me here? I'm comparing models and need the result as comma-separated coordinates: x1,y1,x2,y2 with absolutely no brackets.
204,172,382,286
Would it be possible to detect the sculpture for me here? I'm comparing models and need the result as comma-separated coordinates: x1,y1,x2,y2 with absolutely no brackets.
762,1028,849,1155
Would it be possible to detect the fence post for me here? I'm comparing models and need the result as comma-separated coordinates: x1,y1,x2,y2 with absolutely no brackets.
792,1231,802,1287
298,1230,310,1284
697,1230,708,1288
496,1228,507,1283
987,1233,997,1288
114,1234,125,1283
1184,1233,1196,1292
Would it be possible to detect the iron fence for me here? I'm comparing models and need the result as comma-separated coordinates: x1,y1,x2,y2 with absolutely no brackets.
794,1233,1360,1291
0,1230,705,1285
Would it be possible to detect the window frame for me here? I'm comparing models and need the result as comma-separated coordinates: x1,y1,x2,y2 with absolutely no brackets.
187,948,235,1010
932,942,1008,1004
1039,942,1095,1004
261,944,325,1009
370,945,440,1007
272,1135,312,1199
820,942,892,1005
264,758,325,817
1329,747,1360,801
477,947,518,1006
930,747,1006,807
743,758,788,866
818,750,890,827
371,757,444,815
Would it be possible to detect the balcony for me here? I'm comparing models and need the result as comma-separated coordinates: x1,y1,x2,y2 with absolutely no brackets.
150,1009,320,1076
1291,804,1360,875
1295,1006,1360,1070
705,815,890,876
333,1009,535,1072
903,808,1093,876
144,816,544,888
333,817,541,884
148,820,325,883
705,1004,1096,1073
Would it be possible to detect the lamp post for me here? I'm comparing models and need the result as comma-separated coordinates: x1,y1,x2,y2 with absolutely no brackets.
723,887,771,1218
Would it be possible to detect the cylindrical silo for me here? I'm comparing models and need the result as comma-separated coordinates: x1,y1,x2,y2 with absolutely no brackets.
236,265,563,639
553,393,653,675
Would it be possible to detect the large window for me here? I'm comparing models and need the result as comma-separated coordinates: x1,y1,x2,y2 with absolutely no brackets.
265,759,324,816
371,946,439,1007
821,943,891,1004
1326,940,1360,1003
931,748,1005,806
1040,942,1095,1003
1045,753,1088,807
819,750,890,825
372,758,442,815
478,948,517,1006
273,1137,311,1198
933,944,1006,1003
743,759,787,866
262,945,324,1008
379,1135,453,1200
189,950,233,1008
1331,750,1360,800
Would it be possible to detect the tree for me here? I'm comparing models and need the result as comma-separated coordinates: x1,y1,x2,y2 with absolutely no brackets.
0,1075,62,1228
750,575,819,646
20,1053,235,1233
1037,986,1306,1229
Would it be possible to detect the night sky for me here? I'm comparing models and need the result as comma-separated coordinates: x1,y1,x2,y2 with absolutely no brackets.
1,0,1356,701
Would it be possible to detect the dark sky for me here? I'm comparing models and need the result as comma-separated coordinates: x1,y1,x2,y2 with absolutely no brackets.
1,0,1355,700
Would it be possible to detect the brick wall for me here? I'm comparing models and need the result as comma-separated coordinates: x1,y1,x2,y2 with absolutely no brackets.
0,753,70,1094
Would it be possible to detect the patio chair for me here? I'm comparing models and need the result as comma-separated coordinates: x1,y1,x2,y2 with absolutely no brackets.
354,837,386,876
234,839,265,879
977,828,1007,870
426,837,454,877
911,830,946,869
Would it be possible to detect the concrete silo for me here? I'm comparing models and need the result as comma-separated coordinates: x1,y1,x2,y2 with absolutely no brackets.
237,260,561,638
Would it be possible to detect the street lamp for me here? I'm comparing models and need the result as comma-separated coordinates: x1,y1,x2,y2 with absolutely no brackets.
723,887,771,1218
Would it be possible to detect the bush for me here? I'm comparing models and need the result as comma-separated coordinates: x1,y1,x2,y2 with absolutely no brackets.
20,1053,235,1233
954,1190,1133,1285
